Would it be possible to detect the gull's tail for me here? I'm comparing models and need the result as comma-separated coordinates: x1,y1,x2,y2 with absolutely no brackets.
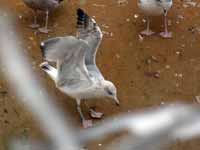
40,62,51,71
40,62,58,82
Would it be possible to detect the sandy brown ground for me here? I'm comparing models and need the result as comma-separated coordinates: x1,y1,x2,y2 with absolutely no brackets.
0,0,200,149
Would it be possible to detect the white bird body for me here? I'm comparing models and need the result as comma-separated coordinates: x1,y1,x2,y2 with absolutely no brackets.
42,60,115,101
59,81,105,100
138,0,172,16
40,35,113,101
40,9,118,128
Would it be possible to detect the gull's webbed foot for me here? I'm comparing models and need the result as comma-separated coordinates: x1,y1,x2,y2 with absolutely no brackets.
38,27,50,34
140,29,155,36
160,31,172,38
89,107,104,119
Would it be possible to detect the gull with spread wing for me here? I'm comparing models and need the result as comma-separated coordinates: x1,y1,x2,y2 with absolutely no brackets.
40,8,119,128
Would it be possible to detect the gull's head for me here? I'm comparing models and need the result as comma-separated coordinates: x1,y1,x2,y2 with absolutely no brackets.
104,81,119,106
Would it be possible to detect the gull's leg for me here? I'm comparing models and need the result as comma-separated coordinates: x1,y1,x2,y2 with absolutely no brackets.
140,16,155,36
39,10,50,34
160,10,172,38
76,99,93,128
29,11,40,28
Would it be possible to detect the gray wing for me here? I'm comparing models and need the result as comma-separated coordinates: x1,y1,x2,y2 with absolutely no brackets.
41,36,69,62
76,8,104,80
86,64,104,80
76,8,103,66
40,36,93,88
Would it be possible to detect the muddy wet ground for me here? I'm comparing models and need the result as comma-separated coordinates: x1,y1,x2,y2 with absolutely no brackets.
0,0,200,149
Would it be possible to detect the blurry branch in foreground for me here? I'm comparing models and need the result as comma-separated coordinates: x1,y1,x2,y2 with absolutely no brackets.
80,103,200,150
0,12,79,150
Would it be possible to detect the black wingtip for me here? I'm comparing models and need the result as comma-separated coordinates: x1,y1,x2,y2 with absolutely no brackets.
77,8,85,17
76,8,88,27
77,9,85,22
